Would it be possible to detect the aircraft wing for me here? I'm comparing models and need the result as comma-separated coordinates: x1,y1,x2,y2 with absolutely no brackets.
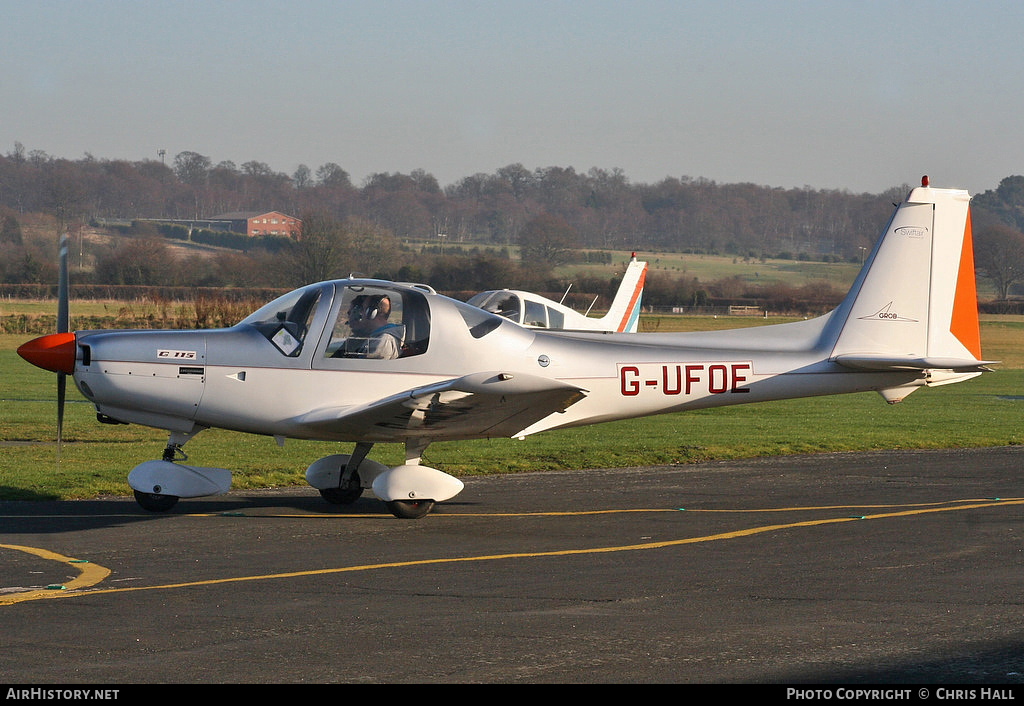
293,372,588,441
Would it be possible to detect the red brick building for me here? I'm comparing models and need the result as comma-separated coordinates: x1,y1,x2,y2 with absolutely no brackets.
212,211,302,238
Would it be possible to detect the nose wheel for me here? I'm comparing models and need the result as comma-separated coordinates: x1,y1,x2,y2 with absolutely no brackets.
128,432,230,512
386,499,435,519
133,489,179,512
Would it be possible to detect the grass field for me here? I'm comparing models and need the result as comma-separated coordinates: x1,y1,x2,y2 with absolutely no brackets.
564,251,864,289
1,313,1021,501
560,250,1005,299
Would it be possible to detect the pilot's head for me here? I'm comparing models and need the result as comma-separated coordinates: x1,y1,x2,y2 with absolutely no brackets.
348,294,391,332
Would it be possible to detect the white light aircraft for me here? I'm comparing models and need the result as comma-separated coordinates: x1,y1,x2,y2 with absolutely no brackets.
19,178,993,518
467,254,647,332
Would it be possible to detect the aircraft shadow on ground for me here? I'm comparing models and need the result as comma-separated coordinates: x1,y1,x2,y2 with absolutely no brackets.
773,638,1024,684
0,491,476,535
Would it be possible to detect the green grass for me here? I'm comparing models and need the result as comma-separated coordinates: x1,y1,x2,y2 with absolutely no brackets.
560,251,864,289
2,317,1021,500
561,249,1004,298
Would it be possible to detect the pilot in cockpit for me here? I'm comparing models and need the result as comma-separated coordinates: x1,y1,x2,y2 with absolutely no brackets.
340,294,404,359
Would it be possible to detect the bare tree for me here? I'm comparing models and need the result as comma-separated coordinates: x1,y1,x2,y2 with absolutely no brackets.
173,151,212,186
285,211,352,286
316,163,351,188
93,236,172,285
975,224,1024,300
517,213,578,270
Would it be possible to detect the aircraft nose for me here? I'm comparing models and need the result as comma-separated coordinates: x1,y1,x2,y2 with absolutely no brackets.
18,332,77,374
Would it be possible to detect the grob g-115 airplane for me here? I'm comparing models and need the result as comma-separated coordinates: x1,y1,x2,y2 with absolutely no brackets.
19,178,992,518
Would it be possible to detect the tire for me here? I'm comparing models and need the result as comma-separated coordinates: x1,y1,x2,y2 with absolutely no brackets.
319,485,363,505
318,471,363,505
133,489,179,512
386,499,435,519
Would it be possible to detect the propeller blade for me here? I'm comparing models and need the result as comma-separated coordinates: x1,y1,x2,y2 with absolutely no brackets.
57,372,66,462
58,231,68,334
56,230,69,461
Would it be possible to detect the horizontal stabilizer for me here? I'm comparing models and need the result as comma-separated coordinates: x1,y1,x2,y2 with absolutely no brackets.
834,354,996,373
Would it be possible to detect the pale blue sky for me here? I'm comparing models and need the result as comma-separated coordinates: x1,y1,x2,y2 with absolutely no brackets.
5,0,1023,195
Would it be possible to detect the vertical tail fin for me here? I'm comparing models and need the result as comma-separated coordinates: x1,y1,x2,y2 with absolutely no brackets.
600,254,648,333
830,180,988,371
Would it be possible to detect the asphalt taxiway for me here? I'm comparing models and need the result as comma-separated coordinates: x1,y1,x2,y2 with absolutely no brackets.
1,447,1022,684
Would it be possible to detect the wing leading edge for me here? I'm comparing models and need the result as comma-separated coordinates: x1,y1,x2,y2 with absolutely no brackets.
293,372,588,441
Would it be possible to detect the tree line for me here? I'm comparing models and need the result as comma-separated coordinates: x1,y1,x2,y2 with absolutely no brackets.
1,143,1022,303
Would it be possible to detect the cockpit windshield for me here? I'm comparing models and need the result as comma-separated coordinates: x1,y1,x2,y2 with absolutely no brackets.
467,291,522,323
238,284,323,356
454,299,504,339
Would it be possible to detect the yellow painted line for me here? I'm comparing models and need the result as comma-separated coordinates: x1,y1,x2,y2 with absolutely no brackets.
678,497,1024,514
0,544,112,605
3,497,1021,605
13,496,1017,523
192,497,1024,519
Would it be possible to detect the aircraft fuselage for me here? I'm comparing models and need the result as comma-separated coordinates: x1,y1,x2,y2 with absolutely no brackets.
69,293,923,444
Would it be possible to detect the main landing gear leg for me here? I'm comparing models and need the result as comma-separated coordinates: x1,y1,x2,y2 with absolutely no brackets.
310,441,464,519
